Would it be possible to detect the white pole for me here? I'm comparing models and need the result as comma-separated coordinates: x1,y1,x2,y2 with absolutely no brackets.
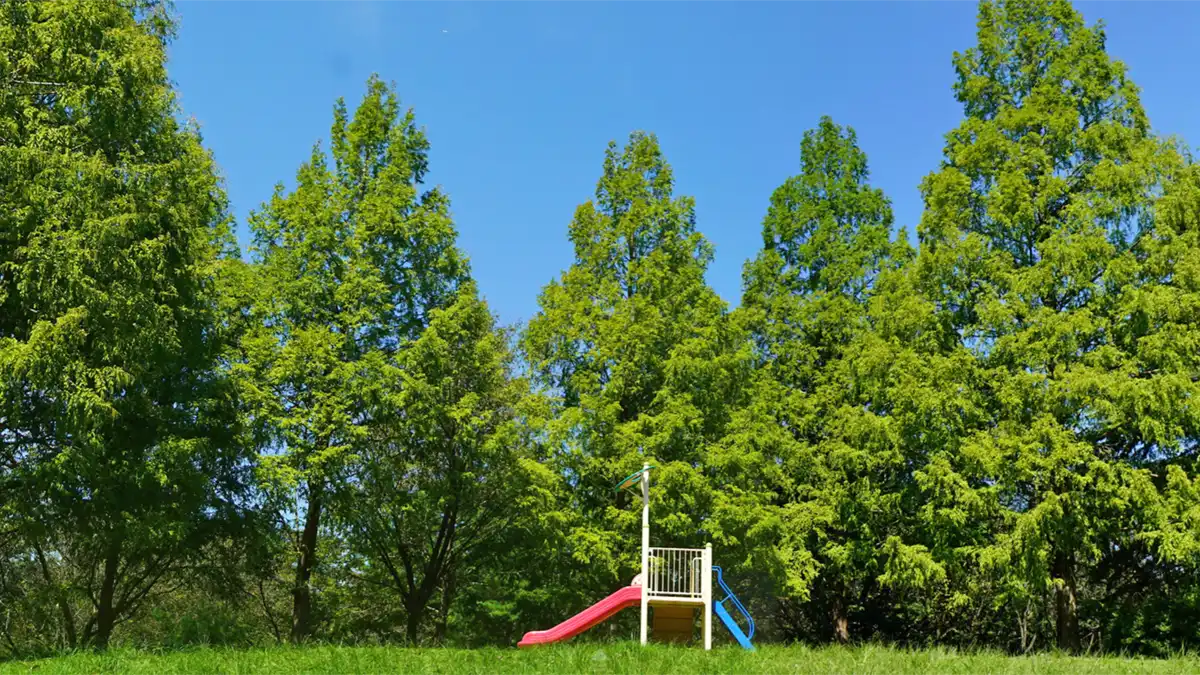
640,463,650,646
703,543,713,651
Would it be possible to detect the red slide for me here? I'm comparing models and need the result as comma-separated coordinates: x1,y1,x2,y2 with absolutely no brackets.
517,585,641,647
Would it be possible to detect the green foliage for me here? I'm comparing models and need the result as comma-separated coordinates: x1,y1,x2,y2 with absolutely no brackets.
0,0,247,651
333,284,534,643
234,74,469,642
521,131,749,602
912,0,1199,653
7,0,1200,658
730,116,924,641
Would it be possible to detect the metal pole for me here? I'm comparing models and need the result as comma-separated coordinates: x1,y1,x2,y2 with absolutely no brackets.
703,543,713,651
640,463,650,646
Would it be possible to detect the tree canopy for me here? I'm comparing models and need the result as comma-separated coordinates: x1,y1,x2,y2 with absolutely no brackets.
233,74,469,642
0,0,244,650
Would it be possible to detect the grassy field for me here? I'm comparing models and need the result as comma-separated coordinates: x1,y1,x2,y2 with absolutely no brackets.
1,643,1198,675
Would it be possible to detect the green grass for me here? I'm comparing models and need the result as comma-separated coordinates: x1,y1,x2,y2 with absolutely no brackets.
2,643,1197,675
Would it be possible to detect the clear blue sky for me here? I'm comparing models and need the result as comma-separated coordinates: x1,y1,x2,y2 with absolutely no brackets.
167,1,1200,328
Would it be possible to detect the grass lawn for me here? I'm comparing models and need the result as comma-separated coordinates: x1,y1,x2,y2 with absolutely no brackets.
2,643,1198,675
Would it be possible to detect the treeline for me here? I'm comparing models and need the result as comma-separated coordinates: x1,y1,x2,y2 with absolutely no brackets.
4,0,1200,658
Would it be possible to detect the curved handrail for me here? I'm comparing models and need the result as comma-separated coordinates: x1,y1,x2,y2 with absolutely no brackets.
711,566,755,639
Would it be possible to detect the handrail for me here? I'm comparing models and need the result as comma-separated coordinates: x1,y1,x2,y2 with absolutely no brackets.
712,566,755,639
648,547,704,597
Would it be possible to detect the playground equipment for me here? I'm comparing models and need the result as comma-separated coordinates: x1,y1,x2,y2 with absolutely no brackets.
713,565,755,650
517,464,755,650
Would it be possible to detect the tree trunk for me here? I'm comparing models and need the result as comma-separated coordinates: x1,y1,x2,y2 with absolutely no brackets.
832,594,850,644
435,569,456,644
1054,550,1080,652
291,483,323,643
406,598,424,645
35,543,77,649
93,539,121,650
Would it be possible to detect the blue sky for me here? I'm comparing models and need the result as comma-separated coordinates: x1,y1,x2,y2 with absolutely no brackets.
167,1,1200,328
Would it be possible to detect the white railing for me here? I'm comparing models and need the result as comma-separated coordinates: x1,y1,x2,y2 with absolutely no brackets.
647,547,706,598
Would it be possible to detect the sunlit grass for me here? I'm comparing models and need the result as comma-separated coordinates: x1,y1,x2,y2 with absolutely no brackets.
2,642,1197,675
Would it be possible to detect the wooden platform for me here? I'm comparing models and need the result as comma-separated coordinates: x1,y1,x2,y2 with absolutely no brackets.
651,604,695,644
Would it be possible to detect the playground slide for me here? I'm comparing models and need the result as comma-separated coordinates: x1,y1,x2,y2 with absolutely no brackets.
517,585,642,647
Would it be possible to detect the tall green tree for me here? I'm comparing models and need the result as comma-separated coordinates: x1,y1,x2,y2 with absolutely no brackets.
913,0,1185,651
521,132,748,601
1090,150,1200,654
0,0,245,649
237,75,468,642
334,283,533,644
732,117,927,642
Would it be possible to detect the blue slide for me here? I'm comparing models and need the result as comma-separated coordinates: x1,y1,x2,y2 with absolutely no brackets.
712,566,755,650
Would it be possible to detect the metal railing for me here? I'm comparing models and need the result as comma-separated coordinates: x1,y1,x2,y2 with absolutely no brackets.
646,547,705,598
713,565,755,639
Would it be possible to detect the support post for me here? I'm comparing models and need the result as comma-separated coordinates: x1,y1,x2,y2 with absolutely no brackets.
703,543,713,651
640,463,650,646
